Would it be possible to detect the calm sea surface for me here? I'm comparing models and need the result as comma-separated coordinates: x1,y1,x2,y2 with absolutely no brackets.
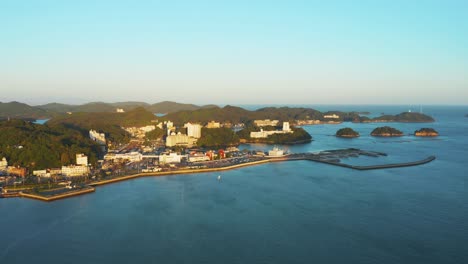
1,105,467,264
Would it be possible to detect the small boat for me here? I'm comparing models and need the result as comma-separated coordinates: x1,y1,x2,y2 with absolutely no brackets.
217,175,221,181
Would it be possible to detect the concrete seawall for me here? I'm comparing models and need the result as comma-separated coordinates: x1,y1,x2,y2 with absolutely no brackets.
19,187,95,202
90,159,272,187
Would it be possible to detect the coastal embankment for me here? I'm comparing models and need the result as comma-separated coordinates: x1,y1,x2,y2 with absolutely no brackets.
19,187,95,201
90,159,272,187
2,149,436,202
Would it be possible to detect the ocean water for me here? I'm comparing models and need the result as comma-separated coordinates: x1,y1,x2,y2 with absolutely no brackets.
1,105,467,264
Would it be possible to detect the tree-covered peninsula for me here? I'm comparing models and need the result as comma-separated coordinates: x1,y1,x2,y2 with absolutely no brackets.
357,112,434,123
236,126,312,144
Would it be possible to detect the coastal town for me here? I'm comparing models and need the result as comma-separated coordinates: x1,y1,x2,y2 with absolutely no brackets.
0,105,438,201
0,114,303,198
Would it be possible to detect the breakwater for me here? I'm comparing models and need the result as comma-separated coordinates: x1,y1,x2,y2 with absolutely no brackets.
307,155,436,170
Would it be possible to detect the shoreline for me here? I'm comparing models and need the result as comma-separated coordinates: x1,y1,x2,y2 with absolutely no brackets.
2,150,436,202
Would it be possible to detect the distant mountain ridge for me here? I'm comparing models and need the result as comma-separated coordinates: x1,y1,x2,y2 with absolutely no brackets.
0,100,436,125
0,101,53,119
37,101,217,114
0,101,218,119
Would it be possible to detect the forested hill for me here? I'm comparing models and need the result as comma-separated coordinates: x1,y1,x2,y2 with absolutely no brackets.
163,106,324,125
359,112,435,123
0,101,217,120
46,107,157,144
0,119,102,170
0,101,54,120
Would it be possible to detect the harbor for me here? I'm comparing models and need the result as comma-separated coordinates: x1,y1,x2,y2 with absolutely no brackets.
1,148,436,202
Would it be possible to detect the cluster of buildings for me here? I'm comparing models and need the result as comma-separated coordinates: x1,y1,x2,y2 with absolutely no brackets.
33,154,90,178
165,122,201,147
0,153,91,179
124,125,156,139
1,157,27,177
250,121,293,138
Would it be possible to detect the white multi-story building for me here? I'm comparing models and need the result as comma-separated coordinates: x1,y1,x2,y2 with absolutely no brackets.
0,157,7,172
104,152,143,162
250,129,276,138
250,122,293,139
116,108,125,113
61,165,89,177
76,154,88,166
254,119,279,127
159,153,184,164
282,122,291,132
166,133,189,147
268,147,284,157
89,130,106,145
184,123,202,138
166,121,174,129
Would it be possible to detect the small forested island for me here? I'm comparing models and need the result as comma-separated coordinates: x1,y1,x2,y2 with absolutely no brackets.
371,126,404,137
414,128,439,137
336,128,360,138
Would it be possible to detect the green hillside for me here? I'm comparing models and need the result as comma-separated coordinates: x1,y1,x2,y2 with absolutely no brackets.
47,107,157,144
0,119,102,170
0,101,53,119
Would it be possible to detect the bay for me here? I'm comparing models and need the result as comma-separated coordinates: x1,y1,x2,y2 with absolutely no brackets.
1,105,467,264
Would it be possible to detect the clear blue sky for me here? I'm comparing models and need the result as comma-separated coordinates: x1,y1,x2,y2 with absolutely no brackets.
1,0,467,105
